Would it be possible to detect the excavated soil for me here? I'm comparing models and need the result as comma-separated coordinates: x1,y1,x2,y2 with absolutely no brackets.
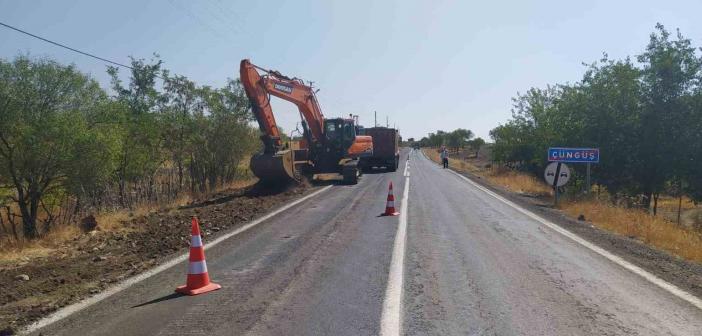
0,182,314,335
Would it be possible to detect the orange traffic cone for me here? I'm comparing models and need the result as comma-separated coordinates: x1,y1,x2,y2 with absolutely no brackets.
176,217,222,295
381,181,400,216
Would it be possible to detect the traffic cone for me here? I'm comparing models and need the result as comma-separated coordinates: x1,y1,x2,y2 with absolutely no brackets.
381,181,400,216
175,217,221,295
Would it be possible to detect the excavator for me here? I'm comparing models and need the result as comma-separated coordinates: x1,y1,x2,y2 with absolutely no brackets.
240,59,373,185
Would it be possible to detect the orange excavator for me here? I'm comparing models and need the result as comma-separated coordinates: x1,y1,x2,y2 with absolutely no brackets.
240,59,373,184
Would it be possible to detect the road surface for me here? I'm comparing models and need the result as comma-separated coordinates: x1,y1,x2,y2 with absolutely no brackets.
31,149,702,335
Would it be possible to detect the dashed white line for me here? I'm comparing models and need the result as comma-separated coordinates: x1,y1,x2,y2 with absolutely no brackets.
24,185,334,334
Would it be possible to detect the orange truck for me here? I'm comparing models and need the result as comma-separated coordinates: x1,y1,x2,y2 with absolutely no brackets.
359,127,400,172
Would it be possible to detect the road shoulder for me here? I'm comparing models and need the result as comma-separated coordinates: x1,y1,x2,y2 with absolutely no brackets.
420,149,702,300
5,182,330,335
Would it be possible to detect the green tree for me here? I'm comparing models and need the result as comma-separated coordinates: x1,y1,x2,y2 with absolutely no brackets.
162,73,199,190
446,128,473,152
108,57,165,206
578,57,642,195
636,24,701,213
467,137,485,157
0,56,109,238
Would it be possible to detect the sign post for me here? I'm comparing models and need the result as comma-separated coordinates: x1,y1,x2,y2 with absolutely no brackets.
548,147,599,195
544,162,570,206
586,163,591,194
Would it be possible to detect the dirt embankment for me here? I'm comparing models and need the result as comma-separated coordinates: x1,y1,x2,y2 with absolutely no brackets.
0,182,314,335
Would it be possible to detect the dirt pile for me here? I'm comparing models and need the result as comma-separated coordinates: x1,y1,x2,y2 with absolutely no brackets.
0,182,312,333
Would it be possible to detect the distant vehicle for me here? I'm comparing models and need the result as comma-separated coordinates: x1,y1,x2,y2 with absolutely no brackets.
359,127,400,172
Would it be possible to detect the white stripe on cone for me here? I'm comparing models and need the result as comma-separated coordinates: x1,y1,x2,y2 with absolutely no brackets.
191,235,203,248
188,260,208,274
387,201,395,208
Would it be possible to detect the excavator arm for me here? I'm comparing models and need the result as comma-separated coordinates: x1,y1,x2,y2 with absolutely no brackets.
239,60,284,153
259,73,326,144
240,60,326,152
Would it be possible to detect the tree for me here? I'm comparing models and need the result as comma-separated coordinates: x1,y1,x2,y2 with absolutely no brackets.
161,73,199,190
191,83,256,191
467,137,485,157
446,128,473,152
427,131,446,147
636,24,701,213
578,56,642,196
108,57,165,206
0,56,109,238
488,24,702,215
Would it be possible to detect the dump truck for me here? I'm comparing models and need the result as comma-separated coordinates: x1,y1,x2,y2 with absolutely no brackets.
359,127,400,172
240,60,373,184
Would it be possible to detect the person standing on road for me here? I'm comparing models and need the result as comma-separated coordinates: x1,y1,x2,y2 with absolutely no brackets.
440,146,449,169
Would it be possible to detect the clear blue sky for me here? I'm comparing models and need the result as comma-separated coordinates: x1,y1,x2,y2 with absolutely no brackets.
1,0,701,140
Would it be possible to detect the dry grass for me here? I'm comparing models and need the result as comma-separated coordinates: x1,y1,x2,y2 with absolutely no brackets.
92,178,257,234
0,177,257,264
561,200,702,263
0,225,81,265
423,148,482,173
484,170,552,196
422,148,551,196
656,195,697,211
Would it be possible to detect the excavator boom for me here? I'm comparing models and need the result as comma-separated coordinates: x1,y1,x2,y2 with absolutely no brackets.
240,60,283,153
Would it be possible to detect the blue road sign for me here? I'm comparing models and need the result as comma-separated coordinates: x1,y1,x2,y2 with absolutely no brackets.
548,147,599,163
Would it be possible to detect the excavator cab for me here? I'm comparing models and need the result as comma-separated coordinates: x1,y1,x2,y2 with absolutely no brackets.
314,118,356,173
324,118,356,152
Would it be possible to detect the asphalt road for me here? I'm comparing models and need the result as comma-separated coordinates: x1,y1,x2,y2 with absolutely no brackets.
31,148,702,335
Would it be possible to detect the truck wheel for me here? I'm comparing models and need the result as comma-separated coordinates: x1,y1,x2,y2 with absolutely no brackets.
388,158,398,172
343,167,359,184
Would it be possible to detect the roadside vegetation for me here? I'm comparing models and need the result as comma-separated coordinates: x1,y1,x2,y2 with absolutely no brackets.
0,54,260,250
487,24,702,215
416,24,702,264
423,148,552,196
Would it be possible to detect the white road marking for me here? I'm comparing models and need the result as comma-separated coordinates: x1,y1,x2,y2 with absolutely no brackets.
24,185,334,334
444,166,702,311
380,174,410,336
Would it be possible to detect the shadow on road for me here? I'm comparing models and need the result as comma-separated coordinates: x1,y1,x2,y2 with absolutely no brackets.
131,292,184,308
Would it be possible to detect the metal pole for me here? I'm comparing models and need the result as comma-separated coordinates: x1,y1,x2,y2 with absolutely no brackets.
552,162,562,207
374,111,377,127
586,163,591,194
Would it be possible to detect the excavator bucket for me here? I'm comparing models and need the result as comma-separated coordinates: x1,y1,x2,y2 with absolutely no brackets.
250,149,298,184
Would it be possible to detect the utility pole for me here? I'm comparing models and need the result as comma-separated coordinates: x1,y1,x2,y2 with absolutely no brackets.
374,111,377,127
386,116,389,128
